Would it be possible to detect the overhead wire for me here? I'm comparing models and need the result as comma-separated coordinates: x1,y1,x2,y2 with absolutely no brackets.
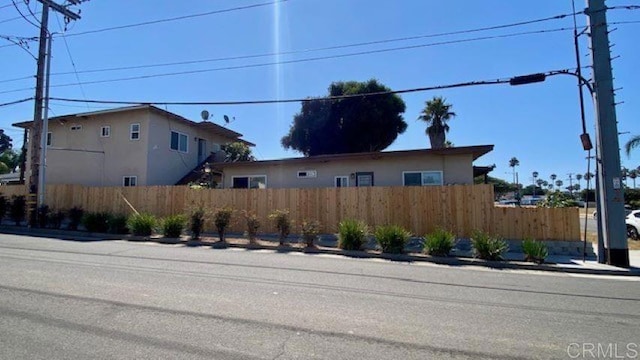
0,27,575,94
0,97,33,107
10,0,39,29
54,13,90,110
47,68,576,107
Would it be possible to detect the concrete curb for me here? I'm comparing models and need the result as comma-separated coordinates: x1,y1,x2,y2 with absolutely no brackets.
1,226,638,277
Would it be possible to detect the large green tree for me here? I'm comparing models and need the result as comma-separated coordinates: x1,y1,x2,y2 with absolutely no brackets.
281,79,407,156
417,96,455,149
222,142,255,162
0,149,19,174
0,130,12,153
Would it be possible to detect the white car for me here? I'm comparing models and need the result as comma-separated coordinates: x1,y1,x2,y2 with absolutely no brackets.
625,210,640,240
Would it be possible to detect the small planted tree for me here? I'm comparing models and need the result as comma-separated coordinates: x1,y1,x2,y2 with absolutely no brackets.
162,214,186,238
338,219,368,250
83,212,111,233
521,238,548,264
269,209,291,246
471,230,508,261
300,220,321,248
68,206,84,231
10,195,26,226
374,225,411,254
49,210,65,230
424,228,456,257
190,208,206,240
108,214,129,234
243,211,260,244
214,207,234,243
127,213,156,237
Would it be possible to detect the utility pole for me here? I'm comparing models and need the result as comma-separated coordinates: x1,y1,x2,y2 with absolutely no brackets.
27,0,80,225
586,0,629,267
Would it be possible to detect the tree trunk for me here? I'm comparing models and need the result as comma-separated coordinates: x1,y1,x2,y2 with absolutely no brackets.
428,130,446,149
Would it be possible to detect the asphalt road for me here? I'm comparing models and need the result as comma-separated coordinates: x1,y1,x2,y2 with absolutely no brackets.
0,234,638,360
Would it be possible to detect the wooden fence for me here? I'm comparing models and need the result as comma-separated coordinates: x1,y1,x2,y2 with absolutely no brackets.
0,184,580,241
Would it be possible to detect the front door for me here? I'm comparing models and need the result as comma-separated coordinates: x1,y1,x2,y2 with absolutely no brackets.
355,172,374,187
197,139,207,163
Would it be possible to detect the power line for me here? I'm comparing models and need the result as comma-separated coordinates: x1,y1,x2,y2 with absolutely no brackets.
55,13,90,109
0,27,575,94
11,0,40,29
0,97,33,107
61,0,287,39
47,68,575,107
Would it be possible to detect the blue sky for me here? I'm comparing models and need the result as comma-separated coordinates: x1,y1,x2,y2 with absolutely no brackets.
1,0,639,187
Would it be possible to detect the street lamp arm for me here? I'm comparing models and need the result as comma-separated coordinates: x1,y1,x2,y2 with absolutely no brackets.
547,70,595,95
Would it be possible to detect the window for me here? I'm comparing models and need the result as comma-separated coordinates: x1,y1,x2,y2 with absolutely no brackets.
170,131,188,152
70,125,82,131
335,176,349,187
356,172,374,187
46,132,52,146
101,126,110,137
232,175,267,189
130,123,140,140
123,176,137,187
403,171,443,186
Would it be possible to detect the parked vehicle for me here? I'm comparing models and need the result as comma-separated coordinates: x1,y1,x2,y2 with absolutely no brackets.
625,210,640,240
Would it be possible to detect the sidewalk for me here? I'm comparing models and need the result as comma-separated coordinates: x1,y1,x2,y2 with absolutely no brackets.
1,225,638,277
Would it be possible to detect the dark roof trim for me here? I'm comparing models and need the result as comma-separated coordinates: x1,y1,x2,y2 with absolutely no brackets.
212,145,494,168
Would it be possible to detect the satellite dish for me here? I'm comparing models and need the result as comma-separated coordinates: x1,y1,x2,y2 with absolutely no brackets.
201,110,210,121
223,115,230,124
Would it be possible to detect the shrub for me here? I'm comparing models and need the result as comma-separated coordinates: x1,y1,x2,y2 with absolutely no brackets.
424,228,456,257
374,225,411,254
301,220,321,248
127,213,156,237
190,208,206,240
338,219,368,250
83,212,111,233
471,230,508,261
162,214,186,238
0,195,7,224
243,211,260,243
37,205,50,228
213,207,234,242
108,214,129,234
269,209,291,246
522,238,548,264
49,210,65,229
68,206,84,231
10,195,26,226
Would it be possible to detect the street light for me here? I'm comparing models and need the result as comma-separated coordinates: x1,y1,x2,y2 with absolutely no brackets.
203,162,213,188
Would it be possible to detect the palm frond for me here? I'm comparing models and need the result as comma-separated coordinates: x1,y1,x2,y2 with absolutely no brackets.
625,135,640,156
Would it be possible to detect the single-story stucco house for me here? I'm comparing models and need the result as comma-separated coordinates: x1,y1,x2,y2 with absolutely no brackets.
210,145,494,189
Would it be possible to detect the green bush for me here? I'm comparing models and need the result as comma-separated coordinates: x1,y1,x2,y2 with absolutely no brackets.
127,213,156,237
49,210,65,229
37,205,50,228
374,225,411,254
269,209,291,245
68,206,84,231
10,196,26,226
301,220,321,248
243,211,260,243
338,219,368,250
190,208,206,240
108,214,129,234
424,228,456,257
0,195,7,224
522,238,548,264
214,207,234,242
162,214,186,238
471,230,508,261
83,212,111,233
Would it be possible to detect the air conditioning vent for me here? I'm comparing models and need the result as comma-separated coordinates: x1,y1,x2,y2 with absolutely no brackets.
70,125,82,131
297,170,317,178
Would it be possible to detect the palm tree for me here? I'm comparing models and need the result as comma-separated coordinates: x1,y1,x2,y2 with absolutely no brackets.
555,180,563,190
624,135,640,156
621,167,629,186
575,174,583,189
532,171,539,197
629,169,638,188
550,174,557,190
508,157,519,185
418,96,456,149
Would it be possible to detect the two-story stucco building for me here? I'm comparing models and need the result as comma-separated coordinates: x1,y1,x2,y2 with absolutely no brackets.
13,105,253,187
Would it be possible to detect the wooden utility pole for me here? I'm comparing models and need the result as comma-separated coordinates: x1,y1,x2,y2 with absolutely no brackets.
27,0,80,225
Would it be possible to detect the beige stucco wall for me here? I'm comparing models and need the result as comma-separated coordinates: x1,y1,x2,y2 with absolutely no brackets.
146,112,238,185
220,153,474,189
38,109,151,186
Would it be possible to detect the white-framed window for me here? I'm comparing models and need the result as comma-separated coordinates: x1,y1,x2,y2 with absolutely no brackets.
170,130,188,153
46,132,52,146
70,125,82,131
297,170,317,178
402,171,443,186
100,126,110,137
335,176,349,187
232,175,267,189
123,176,137,187
130,123,140,140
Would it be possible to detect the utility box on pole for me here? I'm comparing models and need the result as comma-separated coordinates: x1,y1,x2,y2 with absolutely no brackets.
586,0,629,267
